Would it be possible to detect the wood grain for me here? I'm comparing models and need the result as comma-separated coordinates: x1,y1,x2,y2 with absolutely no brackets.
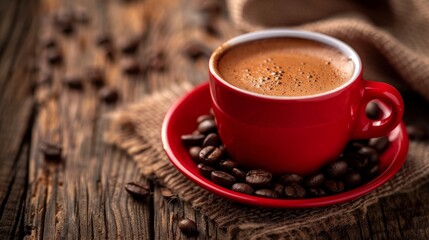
0,0,429,239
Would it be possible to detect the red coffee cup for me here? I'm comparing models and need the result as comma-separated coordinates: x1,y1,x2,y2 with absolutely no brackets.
208,29,404,176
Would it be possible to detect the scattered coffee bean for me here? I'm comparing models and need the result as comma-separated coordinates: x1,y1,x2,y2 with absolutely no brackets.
345,141,367,153
178,218,198,236
284,183,306,198
181,134,205,147
42,36,57,49
211,171,236,187
182,41,211,60
324,180,345,193
189,146,202,162
308,188,327,197
325,160,348,179
96,32,112,47
53,9,75,35
231,183,254,195
255,189,278,198
46,48,63,65
368,136,389,153
119,35,140,54
199,146,223,164
147,50,166,71
343,152,368,171
40,142,62,161
202,17,219,37
73,6,89,24
407,124,428,141
104,44,115,61
278,173,303,185
246,169,272,187
63,75,83,89
344,172,362,188
273,183,285,196
86,67,104,87
202,133,221,147
197,114,214,124
231,167,246,180
219,159,238,171
358,146,379,164
160,187,176,199
197,163,216,178
305,173,325,188
99,86,119,103
120,58,141,75
366,101,383,120
198,119,217,134
124,182,150,200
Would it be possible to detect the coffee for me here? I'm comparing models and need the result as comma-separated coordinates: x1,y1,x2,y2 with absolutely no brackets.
217,38,354,96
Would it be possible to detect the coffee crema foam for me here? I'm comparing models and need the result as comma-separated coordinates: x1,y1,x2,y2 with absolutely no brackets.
217,38,354,97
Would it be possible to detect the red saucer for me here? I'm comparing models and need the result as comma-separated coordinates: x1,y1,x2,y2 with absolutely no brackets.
161,82,409,208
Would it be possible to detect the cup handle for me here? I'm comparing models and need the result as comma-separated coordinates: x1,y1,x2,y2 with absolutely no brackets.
350,80,404,139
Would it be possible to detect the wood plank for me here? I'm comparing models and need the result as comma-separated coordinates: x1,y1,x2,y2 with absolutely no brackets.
0,0,37,238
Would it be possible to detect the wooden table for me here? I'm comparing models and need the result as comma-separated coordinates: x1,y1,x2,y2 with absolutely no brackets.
1,0,429,239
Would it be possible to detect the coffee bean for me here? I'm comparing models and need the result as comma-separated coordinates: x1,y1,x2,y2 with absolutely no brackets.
305,173,325,188
119,35,140,54
231,183,254,195
86,67,104,87
189,146,202,162
278,173,303,185
201,16,219,37
178,218,197,236
197,114,214,124
63,75,83,89
368,136,389,153
343,152,368,171
96,32,112,47
273,183,284,196
364,164,380,180
308,188,327,197
199,146,223,164
284,183,306,198
324,180,345,193
344,172,362,188
231,168,246,180
366,101,383,120
40,142,62,161
358,146,379,164
42,36,57,49
345,141,366,153
182,41,211,60
147,50,166,71
197,163,216,178
181,134,205,147
202,133,221,147
73,6,89,24
53,9,75,35
99,86,119,103
46,48,62,65
120,58,141,75
124,182,150,200
160,187,176,199
198,119,217,134
407,124,428,141
211,171,236,187
245,169,272,187
255,189,278,198
325,160,348,179
219,160,238,171
103,44,115,61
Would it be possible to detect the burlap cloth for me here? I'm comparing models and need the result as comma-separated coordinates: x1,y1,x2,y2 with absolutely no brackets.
105,0,429,238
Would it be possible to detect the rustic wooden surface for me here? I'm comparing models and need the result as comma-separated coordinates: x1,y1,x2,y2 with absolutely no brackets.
0,0,429,239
